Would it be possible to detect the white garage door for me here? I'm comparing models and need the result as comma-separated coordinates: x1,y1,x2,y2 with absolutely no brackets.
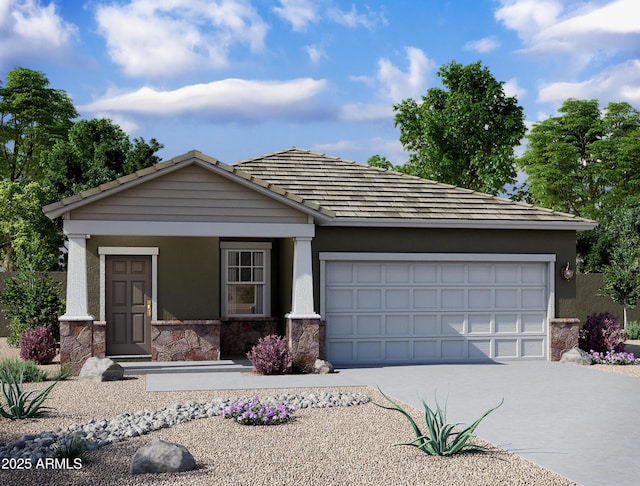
323,256,551,365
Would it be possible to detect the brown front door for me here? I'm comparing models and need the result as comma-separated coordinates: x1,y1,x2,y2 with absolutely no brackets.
106,255,152,356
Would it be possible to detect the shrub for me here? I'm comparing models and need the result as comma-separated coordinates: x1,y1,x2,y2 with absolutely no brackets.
578,312,624,354
20,326,57,365
588,351,639,365
0,270,65,346
375,388,503,456
0,369,57,419
624,321,640,341
246,334,290,375
222,396,294,426
0,357,47,382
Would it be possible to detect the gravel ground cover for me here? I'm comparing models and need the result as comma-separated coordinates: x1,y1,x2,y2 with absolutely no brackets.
2,339,638,485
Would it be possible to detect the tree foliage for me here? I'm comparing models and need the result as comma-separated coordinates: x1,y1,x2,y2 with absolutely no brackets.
0,181,62,271
517,99,640,220
45,118,163,198
0,67,77,182
393,60,526,195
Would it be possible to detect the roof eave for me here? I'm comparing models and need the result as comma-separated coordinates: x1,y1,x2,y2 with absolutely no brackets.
319,217,597,231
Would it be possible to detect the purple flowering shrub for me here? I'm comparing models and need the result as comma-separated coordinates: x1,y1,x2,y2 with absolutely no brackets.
588,351,639,365
19,326,57,365
578,312,624,354
247,334,290,375
222,397,294,425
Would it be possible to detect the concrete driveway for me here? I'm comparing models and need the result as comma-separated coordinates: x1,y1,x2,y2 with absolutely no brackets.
144,361,640,486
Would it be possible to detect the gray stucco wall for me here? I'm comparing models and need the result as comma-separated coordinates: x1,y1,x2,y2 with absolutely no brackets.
312,226,579,318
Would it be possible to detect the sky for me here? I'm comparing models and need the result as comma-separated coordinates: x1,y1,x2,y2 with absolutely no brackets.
1,0,639,166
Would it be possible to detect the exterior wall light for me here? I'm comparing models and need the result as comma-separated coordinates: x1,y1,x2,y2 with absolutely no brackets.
561,261,575,281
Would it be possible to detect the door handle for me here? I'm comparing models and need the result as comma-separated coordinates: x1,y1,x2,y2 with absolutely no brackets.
147,299,152,317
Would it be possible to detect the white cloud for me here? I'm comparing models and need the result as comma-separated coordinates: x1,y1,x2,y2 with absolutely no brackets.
0,0,77,66
464,36,501,53
342,46,433,122
95,0,268,77
327,4,387,29
304,45,327,65
503,78,527,100
78,78,328,122
538,59,640,105
273,0,317,31
496,0,640,63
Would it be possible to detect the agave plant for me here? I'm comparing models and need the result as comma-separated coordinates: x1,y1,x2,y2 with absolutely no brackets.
0,369,57,420
375,388,503,456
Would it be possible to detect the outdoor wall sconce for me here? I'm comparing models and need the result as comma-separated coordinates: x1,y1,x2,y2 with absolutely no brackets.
561,261,575,281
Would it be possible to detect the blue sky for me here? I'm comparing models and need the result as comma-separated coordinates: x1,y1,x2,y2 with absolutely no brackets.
1,0,639,166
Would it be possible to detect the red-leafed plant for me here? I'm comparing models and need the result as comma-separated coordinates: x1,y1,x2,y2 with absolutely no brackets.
578,312,624,354
247,335,290,375
20,326,57,365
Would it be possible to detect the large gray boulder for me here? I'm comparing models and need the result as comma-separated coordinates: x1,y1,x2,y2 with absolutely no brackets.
79,357,124,382
313,359,335,374
559,347,592,366
130,439,196,475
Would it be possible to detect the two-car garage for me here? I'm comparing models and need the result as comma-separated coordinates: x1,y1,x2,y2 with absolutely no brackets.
321,253,555,365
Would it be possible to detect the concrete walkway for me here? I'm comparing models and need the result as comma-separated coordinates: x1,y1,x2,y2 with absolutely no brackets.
139,361,640,486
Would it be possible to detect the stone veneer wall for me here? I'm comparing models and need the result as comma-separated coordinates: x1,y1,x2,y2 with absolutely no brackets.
549,317,580,361
151,320,220,361
59,320,106,375
286,318,324,372
220,317,278,356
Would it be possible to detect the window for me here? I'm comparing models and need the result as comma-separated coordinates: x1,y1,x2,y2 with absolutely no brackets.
221,243,271,317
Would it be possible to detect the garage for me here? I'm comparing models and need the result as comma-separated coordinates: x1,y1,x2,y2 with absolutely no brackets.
321,253,555,365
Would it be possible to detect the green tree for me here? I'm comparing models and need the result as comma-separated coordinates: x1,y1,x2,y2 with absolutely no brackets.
599,204,640,327
393,60,526,195
46,118,163,198
0,181,62,272
367,154,395,170
517,99,640,220
0,67,77,182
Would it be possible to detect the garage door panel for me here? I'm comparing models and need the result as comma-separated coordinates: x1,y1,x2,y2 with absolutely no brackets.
495,314,519,333
414,315,439,334
325,259,549,364
442,315,465,334
413,289,438,308
386,315,410,335
468,314,492,333
357,315,382,335
356,289,382,309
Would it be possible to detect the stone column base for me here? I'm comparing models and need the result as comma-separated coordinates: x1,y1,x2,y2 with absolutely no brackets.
549,318,580,361
59,320,95,375
286,317,322,372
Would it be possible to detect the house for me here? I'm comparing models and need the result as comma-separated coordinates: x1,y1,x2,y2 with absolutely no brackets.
43,148,596,373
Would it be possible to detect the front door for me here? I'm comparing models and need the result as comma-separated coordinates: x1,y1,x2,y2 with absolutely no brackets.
106,255,152,355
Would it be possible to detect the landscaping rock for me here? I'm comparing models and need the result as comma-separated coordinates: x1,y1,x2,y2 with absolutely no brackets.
559,347,591,366
79,357,124,382
313,359,335,374
130,439,195,475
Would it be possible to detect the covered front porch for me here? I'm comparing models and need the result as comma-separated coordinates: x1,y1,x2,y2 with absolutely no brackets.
58,223,324,374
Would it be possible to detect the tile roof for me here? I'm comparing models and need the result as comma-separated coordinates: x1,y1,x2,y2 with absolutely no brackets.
44,147,596,230
234,148,595,229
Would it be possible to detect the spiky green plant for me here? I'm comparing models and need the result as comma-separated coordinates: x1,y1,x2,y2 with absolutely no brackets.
52,432,93,461
0,369,57,419
375,388,503,456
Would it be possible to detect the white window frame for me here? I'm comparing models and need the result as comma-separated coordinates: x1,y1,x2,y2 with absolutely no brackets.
221,242,272,317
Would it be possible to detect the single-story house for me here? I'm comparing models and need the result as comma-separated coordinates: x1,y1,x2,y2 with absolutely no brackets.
44,148,596,372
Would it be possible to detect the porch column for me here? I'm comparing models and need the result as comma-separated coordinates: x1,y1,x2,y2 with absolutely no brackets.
61,234,93,321
287,237,320,319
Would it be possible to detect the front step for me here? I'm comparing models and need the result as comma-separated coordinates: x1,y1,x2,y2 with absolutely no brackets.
116,358,253,375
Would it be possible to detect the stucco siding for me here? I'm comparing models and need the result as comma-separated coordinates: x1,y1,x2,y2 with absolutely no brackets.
71,165,309,224
312,226,578,318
